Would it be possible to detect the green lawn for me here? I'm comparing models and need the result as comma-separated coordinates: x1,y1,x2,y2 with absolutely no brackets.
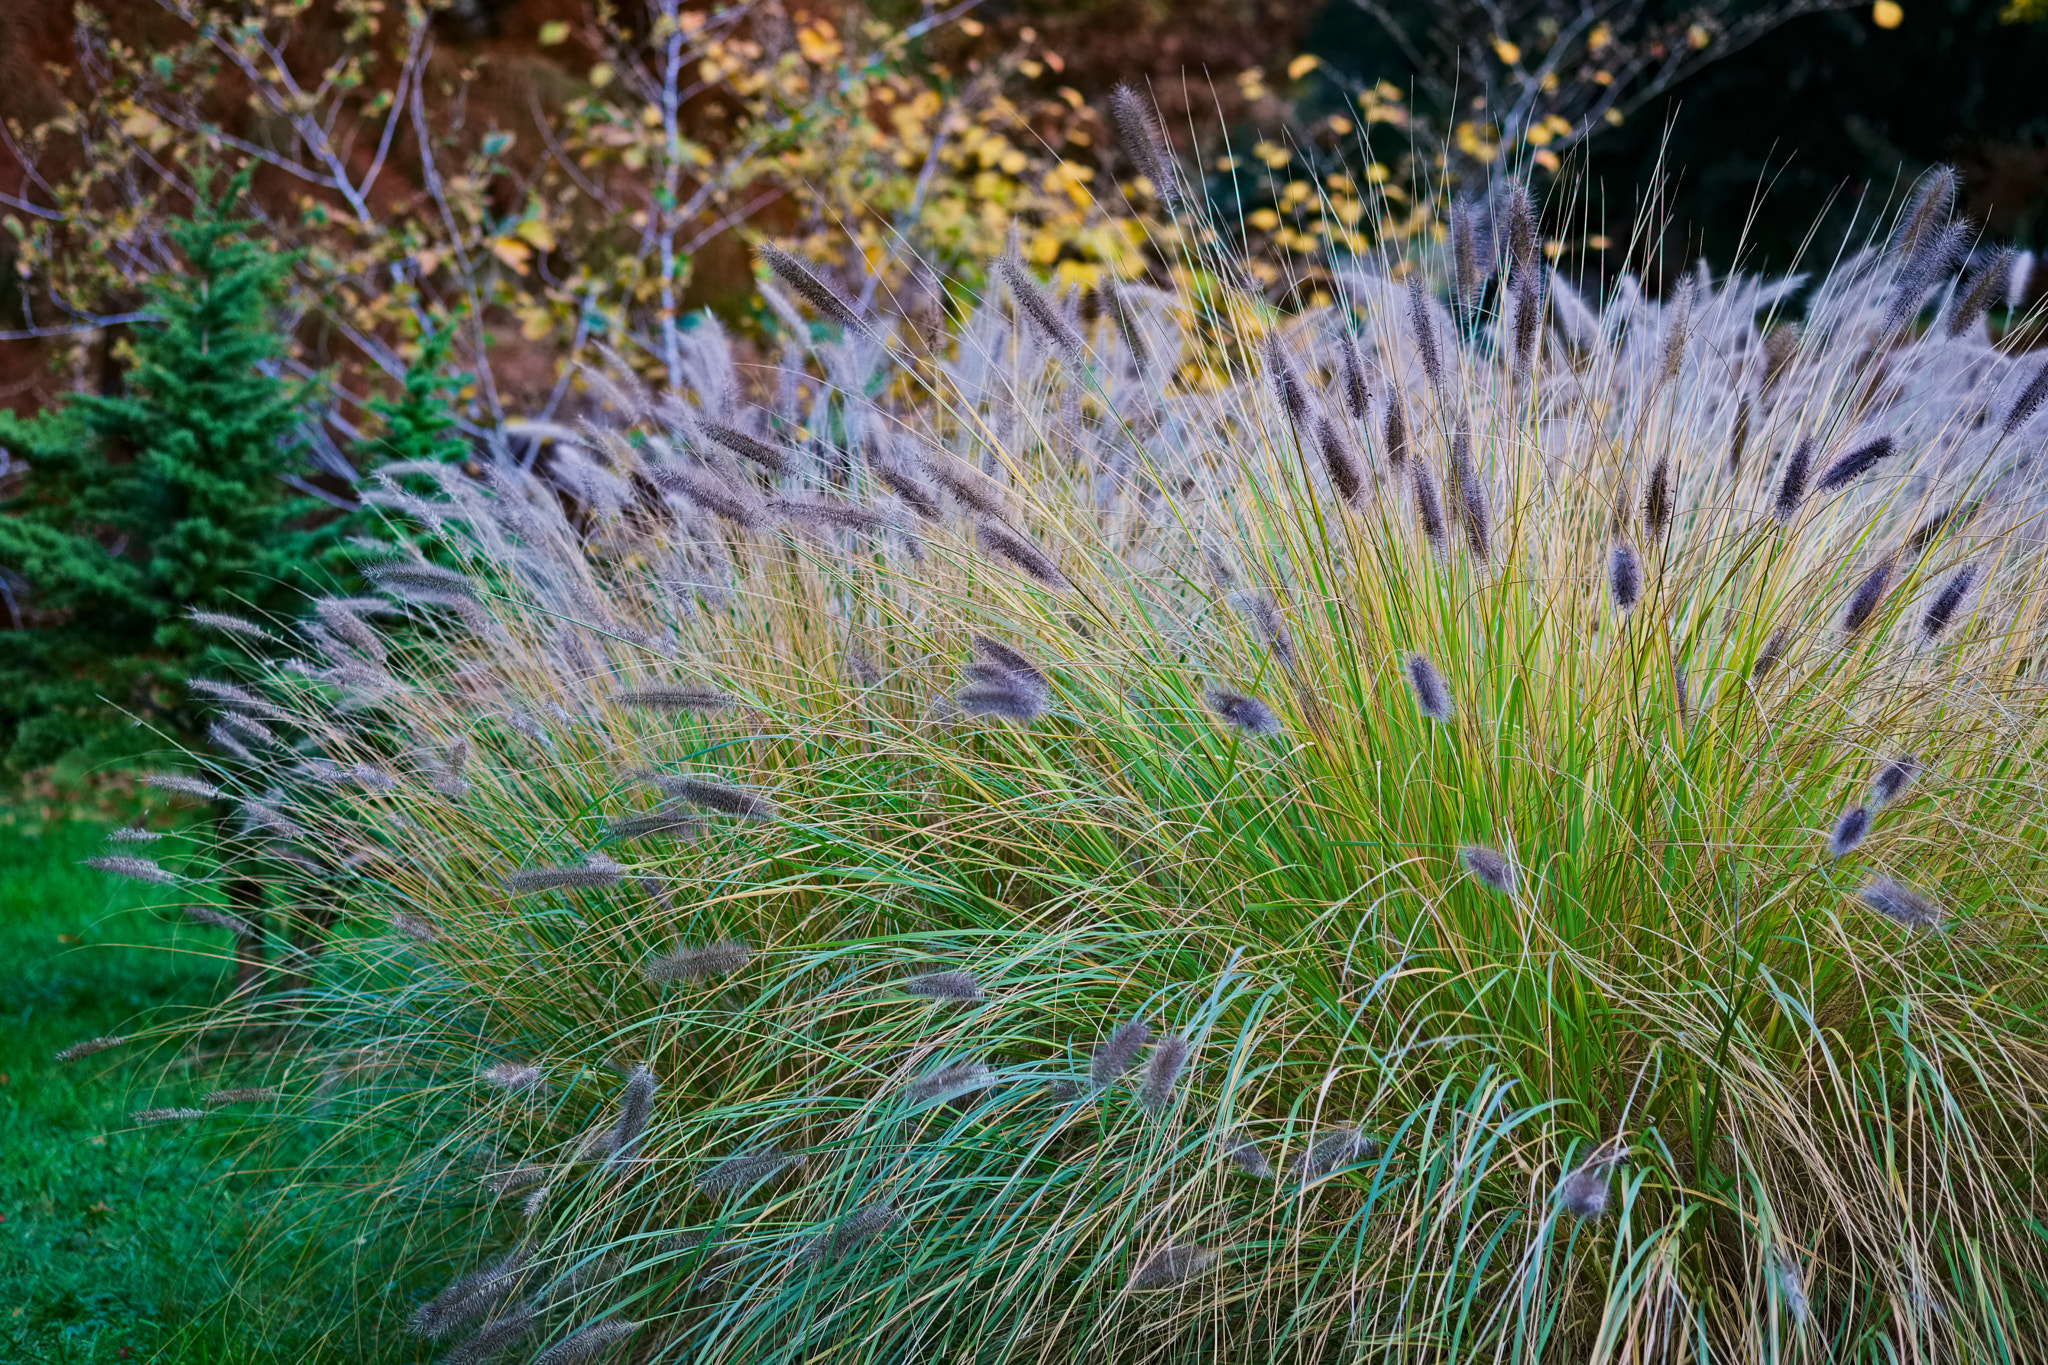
0,808,351,1364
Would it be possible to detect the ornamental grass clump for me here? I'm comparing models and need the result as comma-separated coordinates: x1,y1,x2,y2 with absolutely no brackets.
96,151,2048,1362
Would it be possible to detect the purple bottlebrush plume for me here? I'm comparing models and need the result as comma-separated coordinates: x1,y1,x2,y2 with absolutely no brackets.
1109,84,1183,211
805,1202,903,1263
504,857,625,894
1265,331,1313,433
314,599,387,663
444,1305,539,1365
203,1086,278,1106
1406,274,1447,396
1510,263,1543,389
1141,1036,1190,1112
481,1062,546,1092
923,451,1010,520
1762,324,1800,396
1814,436,1896,495
957,670,1050,723
612,685,734,713
1752,626,1790,679
55,1035,127,1064
757,242,874,342
1871,756,1919,807
1772,1250,1812,1329
1450,197,1484,309
977,520,1070,590
1222,1134,1275,1179
1840,560,1894,633
605,810,707,842
1317,415,1366,506
1501,181,1538,272
773,491,889,537
1891,165,1958,261
187,609,273,641
479,1165,546,1197
188,905,253,934
107,826,162,844
1450,429,1490,562
1206,688,1282,737
1100,282,1152,376
188,678,290,720
1555,1163,1612,1220
408,1253,535,1342
699,1146,802,1194
869,455,944,521
2002,357,2048,438
1406,654,1453,722
391,911,438,942
1130,1243,1219,1290
1609,541,1643,615
1728,395,1752,477
1642,454,1673,541
1089,1019,1152,1089
1382,395,1409,473
1829,806,1871,859
144,773,220,801
536,1320,640,1365
701,421,793,474
897,969,985,1002
904,1059,993,1105
994,256,1085,363
82,855,176,885
1660,279,1695,385
1948,247,2016,338
1411,457,1447,550
606,1065,658,1157
1335,328,1373,422
643,939,751,983
207,721,258,766
1859,877,1942,929
1233,593,1298,670
632,772,780,822
1288,1126,1378,1181
1460,844,1516,894
363,560,477,601
969,634,1048,696
648,463,765,527
132,1107,206,1125
1773,439,1813,521
1882,219,1969,338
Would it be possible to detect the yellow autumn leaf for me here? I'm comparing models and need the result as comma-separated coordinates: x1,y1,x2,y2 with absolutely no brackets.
120,107,162,139
538,20,569,46
490,238,533,274
1287,54,1319,79
514,218,556,252
1246,208,1280,231
1493,38,1521,65
1873,0,1904,27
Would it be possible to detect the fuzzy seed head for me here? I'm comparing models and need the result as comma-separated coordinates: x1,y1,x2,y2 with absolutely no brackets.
699,1146,801,1193
1382,397,1408,472
1728,395,1752,477
702,421,793,473
1222,1135,1275,1179
1948,246,2016,338
1643,454,1673,540
1860,877,1942,929
1871,756,1919,807
757,242,872,340
1317,415,1365,506
897,970,984,1002
505,857,624,893
1289,1126,1378,1181
2003,357,2048,438
1141,1036,1190,1112
1406,274,1446,394
1815,436,1896,495
1335,327,1373,421
444,1304,538,1365
1840,560,1894,633
905,1059,993,1105
643,939,751,983
1412,457,1447,549
1131,1243,1218,1290
1407,654,1453,722
613,685,734,713
1460,844,1516,894
144,773,220,801
203,1086,278,1106
1773,439,1813,521
56,1035,127,1063
187,609,273,641
1829,806,1871,859
977,520,1069,590
1609,541,1643,614
481,1062,545,1092
1109,84,1181,210
132,1107,206,1125
1090,1019,1152,1089
535,1319,639,1365
995,256,1085,362
1556,1163,1611,1220
1205,688,1282,737
83,855,176,885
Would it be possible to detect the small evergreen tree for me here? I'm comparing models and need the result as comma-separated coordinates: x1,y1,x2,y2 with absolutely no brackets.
0,181,342,766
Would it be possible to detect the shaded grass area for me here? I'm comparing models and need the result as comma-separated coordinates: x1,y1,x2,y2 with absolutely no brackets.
0,811,397,1364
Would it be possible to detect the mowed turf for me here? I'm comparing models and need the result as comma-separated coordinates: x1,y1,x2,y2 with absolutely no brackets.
0,810,379,1364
